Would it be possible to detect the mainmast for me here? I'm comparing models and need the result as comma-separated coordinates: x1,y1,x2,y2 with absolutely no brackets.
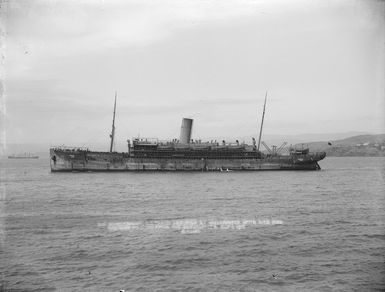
109,92,117,152
257,91,267,152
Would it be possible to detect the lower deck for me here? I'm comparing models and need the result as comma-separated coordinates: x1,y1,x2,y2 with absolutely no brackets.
50,149,322,171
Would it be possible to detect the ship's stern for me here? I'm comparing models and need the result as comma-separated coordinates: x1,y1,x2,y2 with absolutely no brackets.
50,147,81,172
50,148,65,172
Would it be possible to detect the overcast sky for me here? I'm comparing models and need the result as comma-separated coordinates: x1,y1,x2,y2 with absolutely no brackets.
2,0,384,149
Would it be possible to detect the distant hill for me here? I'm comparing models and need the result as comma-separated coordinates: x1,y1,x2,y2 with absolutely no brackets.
298,134,385,157
331,134,385,146
3,134,385,158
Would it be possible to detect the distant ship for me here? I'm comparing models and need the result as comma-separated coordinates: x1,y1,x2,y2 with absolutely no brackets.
50,93,326,172
8,153,39,159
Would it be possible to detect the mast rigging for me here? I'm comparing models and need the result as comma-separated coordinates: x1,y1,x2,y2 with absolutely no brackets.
109,92,117,152
257,91,267,152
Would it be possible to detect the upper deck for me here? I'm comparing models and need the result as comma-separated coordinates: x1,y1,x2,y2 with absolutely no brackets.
129,138,264,159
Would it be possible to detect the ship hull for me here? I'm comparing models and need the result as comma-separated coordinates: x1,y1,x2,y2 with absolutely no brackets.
50,149,323,172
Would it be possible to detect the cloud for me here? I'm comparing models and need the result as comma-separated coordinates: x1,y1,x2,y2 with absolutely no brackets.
2,0,384,143
4,0,277,80
5,0,267,53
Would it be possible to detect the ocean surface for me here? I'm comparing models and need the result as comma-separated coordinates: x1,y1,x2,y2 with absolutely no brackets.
1,156,384,291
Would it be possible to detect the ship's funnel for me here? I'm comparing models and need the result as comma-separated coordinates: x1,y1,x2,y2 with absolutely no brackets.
179,118,193,144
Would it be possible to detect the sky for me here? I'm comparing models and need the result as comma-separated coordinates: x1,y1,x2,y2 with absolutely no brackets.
1,0,384,151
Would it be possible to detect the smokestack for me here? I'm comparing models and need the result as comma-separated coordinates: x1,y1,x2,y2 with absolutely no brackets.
179,118,193,144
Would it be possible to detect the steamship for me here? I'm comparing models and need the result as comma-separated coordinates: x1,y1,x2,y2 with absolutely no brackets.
8,153,39,159
49,93,326,172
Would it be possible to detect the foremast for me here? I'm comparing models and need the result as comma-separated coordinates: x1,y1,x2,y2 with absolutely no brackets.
257,91,267,152
109,92,117,152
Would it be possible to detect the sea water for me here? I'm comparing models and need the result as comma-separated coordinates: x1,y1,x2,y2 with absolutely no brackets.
1,157,384,291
